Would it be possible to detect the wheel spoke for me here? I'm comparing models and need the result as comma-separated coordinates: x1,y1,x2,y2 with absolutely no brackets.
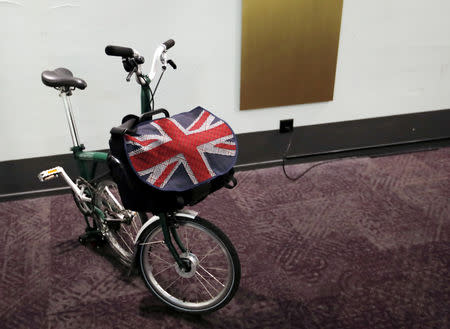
195,272,214,298
148,250,172,265
153,263,174,277
202,266,228,272
165,275,182,291
121,224,134,241
116,231,133,253
198,244,220,263
197,264,225,288
94,180,145,266
131,215,139,232
140,240,165,246
178,279,190,300
196,270,221,293
139,218,239,312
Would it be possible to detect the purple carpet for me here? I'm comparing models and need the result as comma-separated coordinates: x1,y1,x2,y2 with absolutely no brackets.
0,148,449,328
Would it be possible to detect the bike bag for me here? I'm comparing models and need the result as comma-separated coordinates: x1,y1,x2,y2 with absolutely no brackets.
108,106,238,213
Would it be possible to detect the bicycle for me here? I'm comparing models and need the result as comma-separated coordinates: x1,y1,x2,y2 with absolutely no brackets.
38,39,241,313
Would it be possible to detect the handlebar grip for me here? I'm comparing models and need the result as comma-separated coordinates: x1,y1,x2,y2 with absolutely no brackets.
162,39,175,50
105,45,134,57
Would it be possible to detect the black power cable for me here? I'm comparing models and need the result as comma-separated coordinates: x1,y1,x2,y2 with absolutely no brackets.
282,130,336,181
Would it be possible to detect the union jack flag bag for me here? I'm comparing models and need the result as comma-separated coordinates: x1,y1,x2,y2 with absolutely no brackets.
108,106,238,213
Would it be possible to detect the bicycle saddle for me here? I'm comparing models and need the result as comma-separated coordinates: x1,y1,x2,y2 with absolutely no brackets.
41,67,87,90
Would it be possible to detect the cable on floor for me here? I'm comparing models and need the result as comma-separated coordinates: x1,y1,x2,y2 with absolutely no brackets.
282,130,336,181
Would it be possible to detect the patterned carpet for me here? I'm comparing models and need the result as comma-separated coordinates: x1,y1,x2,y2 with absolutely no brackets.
0,148,449,328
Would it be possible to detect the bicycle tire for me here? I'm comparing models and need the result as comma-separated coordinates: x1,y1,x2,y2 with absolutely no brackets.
94,178,146,266
138,216,241,313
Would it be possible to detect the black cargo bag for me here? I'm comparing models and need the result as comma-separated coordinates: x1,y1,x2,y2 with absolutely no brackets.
108,106,238,214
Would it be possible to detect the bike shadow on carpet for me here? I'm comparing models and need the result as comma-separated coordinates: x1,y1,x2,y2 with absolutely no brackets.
52,237,140,282
137,287,318,329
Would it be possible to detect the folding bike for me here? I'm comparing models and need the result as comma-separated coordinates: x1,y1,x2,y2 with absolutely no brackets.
38,40,240,313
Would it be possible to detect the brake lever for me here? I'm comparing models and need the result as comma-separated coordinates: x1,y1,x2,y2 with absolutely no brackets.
167,59,177,70
126,68,135,82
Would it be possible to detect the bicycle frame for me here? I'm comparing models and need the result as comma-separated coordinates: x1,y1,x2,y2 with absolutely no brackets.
59,91,108,181
62,79,150,181
53,71,153,198
138,78,191,269
140,76,153,115
39,43,240,312
58,67,187,270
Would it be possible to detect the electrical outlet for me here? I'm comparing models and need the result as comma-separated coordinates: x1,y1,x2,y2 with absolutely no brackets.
279,119,294,133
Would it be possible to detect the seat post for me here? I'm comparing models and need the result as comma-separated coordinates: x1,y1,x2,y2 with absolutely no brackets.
60,89,82,147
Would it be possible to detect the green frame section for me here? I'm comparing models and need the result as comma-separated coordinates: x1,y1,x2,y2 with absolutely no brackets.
140,76,189,267
160,213,189,270
71,145,108,181
68,72,188,267
71,74,152,181
140,75,152,115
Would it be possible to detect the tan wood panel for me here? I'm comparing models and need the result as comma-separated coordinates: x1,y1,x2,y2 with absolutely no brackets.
240,0,343,110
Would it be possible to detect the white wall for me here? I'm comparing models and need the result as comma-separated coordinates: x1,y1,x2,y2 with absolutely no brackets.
1,0,450,161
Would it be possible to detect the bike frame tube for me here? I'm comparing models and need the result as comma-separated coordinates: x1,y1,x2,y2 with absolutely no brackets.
60,73,155,203
140,75,152,114
170,225,187,253
72,147,108,181
135,211,195,270
60,92,81,146
160,213,185,269
59,90,109,180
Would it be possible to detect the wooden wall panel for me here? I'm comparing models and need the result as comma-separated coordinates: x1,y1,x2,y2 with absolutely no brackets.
240,0,343,110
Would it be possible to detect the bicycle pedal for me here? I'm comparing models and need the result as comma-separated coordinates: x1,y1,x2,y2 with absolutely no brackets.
38,167,63,182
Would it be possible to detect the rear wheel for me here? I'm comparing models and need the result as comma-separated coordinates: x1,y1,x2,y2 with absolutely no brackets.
95,179,146,266
138,216,240,313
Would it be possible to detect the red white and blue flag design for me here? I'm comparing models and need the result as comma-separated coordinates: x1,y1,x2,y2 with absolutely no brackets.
124,107,237,191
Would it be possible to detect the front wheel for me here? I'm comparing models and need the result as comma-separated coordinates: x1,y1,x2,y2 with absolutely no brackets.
138,216,241,313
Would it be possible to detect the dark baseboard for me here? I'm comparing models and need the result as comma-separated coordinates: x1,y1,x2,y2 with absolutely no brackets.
1,108,449,201
0,153,110,201
235,108,450,165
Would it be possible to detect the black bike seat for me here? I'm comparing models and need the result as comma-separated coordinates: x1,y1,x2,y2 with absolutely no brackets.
41,67,87,90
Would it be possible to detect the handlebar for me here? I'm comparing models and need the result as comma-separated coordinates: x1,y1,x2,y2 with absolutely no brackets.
162,39,175,50
105,45,134,58
105,39,176,84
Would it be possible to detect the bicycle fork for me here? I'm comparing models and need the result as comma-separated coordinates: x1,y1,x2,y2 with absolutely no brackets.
160,213,191,271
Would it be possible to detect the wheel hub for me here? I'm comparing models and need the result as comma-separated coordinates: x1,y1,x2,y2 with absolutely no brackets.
175,252,199,278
